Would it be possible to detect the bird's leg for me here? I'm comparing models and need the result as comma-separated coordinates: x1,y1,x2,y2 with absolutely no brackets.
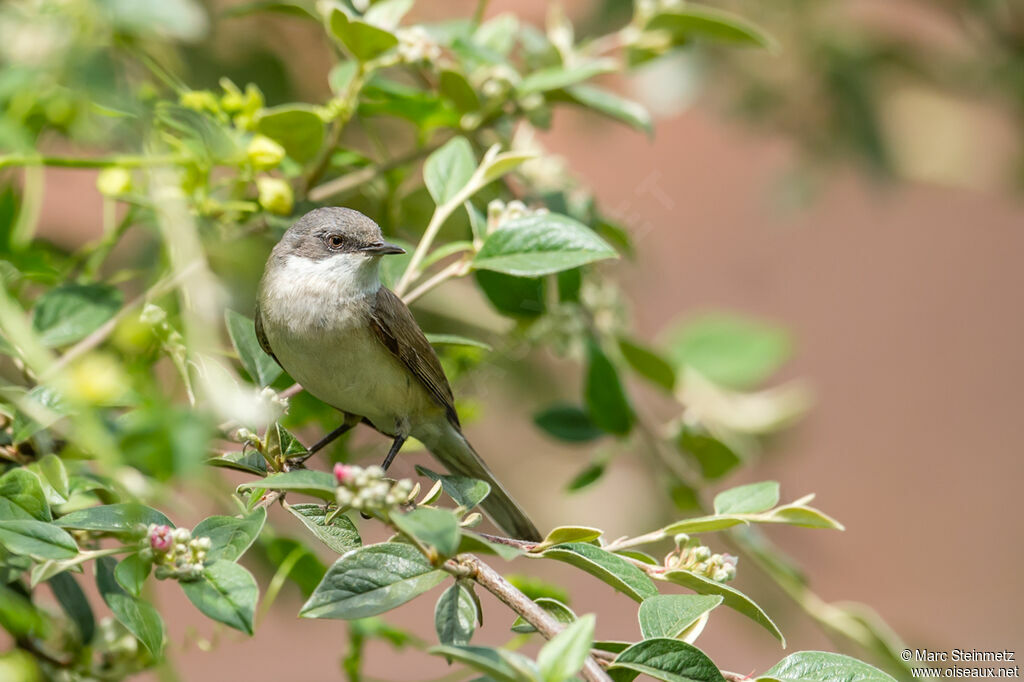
288,420,355,466
380,435,407,472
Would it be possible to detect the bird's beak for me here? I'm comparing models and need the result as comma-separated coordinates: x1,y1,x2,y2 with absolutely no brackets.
361,241,406,256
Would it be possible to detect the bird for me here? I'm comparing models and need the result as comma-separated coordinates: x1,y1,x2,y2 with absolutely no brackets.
255,206,541,541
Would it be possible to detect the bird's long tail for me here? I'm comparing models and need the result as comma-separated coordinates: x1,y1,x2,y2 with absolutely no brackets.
423,423,541,542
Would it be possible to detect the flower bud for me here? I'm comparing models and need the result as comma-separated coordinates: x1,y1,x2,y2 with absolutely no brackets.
256,177,294,216
334,463,355,485
96,167,132,197
149,525,173,552
247,135,286,170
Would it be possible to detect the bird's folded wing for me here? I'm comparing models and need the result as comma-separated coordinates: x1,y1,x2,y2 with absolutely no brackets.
254,305,282,368
369,286,460,428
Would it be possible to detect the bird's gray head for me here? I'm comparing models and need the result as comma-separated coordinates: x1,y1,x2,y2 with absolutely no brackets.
262,207,405,303
274,207,405,261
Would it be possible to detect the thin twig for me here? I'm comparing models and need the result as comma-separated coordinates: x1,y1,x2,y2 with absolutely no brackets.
402,259,470,305
308,142,442,203
461,555,613,682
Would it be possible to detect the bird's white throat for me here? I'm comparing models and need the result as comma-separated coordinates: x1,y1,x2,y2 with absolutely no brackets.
261,253,382,331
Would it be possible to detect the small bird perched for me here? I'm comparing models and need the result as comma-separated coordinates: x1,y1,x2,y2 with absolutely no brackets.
256,207,541,541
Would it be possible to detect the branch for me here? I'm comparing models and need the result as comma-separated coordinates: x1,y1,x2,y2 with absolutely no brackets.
460,555,613,682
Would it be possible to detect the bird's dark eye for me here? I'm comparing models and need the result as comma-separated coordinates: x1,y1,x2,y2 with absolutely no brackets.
325,234,345,250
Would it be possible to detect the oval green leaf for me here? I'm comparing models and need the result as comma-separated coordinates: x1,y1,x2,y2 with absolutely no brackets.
639,594,723,640
181,560,259,635
300,543,446,619
541,542,657,602
610,637,726,682
662,569,783,644
474,213,617,277
285,503,361,554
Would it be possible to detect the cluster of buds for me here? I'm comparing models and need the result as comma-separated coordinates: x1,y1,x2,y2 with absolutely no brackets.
397,27,441,63
478,64,521,99
179,78,264,131
333,463,415,513
259,386,290,417
486,199,549,235
144,524,210,581
665,536,738,583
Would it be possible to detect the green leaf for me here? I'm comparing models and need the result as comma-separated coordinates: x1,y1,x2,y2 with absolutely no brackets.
205,449,268,476
534,404,603,443
428,645,536,682
474,213,617,277
762,651,897,682
563,84,653,134
32,283,123,347
541,543,657,602
238,470,337,501
300,543,446,619
609,638,726,682
363,0,413,29
96,556,165,657
392,507,461,558
0,582,47,638
665,312,791,389
567,462,605,492
475,270,546,318
30,454,69,506
415,465,490,510
619,338,675,392
646,6,777,50
538,613,595,682
434,582,477,646
714,481,780,515
329,60,359,95
226,310,282,387
456,532,524,561
439,70,479,112
0,468,51,521
256,104,325,162
0,520,78,560
532,526,602,552
286,503,361,554
49,572,95,644
424,136,476,205
662,570,783,644
765,505,844,531
518,60,616,95
181,560,259,635
660,515,747,535
585,340,634,436
55,503,172,533
639,595,723,640
114,553,152,598
329,8,399,61
425,333,492,351
193,508,267,562
511,596,576,633
676,425,742,480
264,421,308,459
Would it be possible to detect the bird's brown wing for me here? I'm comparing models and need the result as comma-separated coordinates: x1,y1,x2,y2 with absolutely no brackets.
369,286,460,428
253,305,281,368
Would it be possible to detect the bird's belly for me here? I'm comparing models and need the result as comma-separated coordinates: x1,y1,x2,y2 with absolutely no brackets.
268,322,434,435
